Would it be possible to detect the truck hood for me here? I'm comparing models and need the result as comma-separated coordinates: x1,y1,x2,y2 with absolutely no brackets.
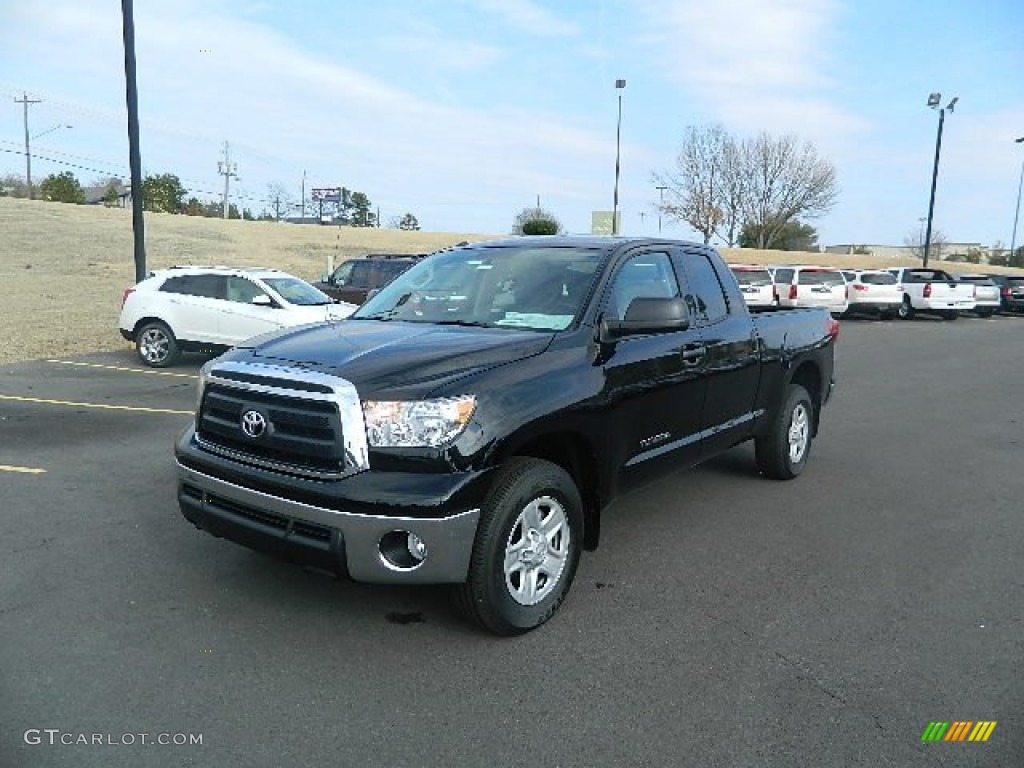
245,320,553,395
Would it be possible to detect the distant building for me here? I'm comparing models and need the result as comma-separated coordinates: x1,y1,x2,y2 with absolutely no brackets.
824,243,988,261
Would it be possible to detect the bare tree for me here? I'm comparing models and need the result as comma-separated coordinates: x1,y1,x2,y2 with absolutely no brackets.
741,132,838,249
904,227,947,262
266,181,292,221
654,124,730,244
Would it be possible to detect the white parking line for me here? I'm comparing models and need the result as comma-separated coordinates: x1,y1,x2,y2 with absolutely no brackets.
0,464,47,475
0,395,193,415
46,359,198,379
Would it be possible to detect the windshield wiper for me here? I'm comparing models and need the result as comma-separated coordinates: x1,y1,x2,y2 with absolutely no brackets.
432,319,492,328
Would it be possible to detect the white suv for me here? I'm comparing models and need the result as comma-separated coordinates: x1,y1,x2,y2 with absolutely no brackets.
771,266,849,315
118,266,357,367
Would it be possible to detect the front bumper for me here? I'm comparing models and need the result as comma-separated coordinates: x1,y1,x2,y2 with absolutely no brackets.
175,420,491,584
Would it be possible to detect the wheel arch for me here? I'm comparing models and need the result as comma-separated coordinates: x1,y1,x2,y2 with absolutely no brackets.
494,430,602,551
788,362,823,437
132,316,176,340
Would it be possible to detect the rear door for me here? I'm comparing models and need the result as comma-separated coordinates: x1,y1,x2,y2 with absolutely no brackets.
679,249,761,458
599,249,708,491
158,274,227,344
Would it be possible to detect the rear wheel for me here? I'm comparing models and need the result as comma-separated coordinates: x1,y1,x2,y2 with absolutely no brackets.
897,296,915,320
756,384,813,481
135,321,180,367
454,458,582,636
943,310,959,321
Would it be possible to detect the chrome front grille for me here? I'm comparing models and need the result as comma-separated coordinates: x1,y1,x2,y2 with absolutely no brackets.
194,361,369,479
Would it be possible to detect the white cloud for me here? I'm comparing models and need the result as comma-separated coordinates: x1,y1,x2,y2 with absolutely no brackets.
636,0,871,147
471,0,582,37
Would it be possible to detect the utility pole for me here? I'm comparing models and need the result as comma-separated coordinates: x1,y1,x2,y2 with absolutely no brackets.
300,170,307,221
14,92,42,199
217,141,239,219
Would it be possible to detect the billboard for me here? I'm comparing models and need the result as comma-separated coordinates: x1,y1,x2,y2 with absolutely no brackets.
311,187,341,203
591,211,620,236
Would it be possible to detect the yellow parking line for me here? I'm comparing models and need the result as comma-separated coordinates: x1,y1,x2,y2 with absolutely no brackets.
46,359,198,379
0,464,47,474
0,395,192,415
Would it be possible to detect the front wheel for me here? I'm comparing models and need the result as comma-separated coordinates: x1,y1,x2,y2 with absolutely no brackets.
135,321,180,367
755,384,813,480
454,458,583,636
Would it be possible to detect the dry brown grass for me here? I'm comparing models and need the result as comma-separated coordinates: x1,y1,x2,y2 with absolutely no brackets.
1,196,1020,365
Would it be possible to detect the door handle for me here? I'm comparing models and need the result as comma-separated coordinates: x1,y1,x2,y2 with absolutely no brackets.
681,344,706,365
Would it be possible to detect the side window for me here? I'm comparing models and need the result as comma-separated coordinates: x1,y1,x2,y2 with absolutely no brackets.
775,268,794,284
681,254,729,325
159,276,189,294
331,262,355,285
606,252,680,322
349,261,372,288
225,277,266,304
159,274,223,298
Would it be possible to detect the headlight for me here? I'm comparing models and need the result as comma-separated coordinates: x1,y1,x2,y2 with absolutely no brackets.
196,361,214,410
363,396,476,448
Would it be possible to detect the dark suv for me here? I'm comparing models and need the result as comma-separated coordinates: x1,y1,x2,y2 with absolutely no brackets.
986,274,1024,313
314,254,423,304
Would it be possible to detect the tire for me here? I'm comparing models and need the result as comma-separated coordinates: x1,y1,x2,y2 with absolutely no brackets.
755,384,813,481
454,458,583,636
897,296,915,320
977,309,994,319
943,310,959,321
135,321,181,367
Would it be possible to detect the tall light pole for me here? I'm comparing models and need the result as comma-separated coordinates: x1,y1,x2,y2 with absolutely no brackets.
1008,137,1024,266
922,92,958,268
611,78,626,236
655,184,667,235
122,0,147,282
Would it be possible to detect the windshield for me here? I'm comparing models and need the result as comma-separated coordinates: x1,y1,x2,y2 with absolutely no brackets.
262,277,334,305
351,245,603,331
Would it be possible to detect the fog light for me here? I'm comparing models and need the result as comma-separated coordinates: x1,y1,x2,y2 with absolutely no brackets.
379,530,428,570
407,532,427,561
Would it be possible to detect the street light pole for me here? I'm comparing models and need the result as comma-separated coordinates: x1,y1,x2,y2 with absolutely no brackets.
1008,137,1024,266
922,92,957,269
655,184,667,235
612,79,626,236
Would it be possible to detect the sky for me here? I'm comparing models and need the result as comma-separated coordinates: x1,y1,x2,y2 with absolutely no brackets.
1,0,1022,247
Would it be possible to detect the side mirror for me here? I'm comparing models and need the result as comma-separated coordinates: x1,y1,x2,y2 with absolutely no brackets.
600,297,689,340
319,273,330,283
365,288,380,300
251,294,274,307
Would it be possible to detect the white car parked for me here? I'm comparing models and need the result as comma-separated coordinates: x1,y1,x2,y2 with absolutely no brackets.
771,266,849,316
953,274,1000,318
840,270,903,319
729,264,777,309
887,267,976,320
119,266,357,367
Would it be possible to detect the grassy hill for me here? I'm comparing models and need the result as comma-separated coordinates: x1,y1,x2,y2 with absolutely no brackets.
0,196,1017,364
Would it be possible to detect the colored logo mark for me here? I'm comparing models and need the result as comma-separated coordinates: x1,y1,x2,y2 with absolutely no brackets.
921,721,997,742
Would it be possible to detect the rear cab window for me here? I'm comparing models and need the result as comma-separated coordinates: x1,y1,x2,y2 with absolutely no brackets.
797,269,844,285
682,253,729,325
859,272,897,285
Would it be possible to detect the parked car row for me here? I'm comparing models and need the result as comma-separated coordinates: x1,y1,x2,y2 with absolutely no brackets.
728,263,1024,320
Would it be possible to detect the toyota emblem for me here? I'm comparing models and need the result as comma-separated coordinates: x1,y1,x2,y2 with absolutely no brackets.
241,409,267,438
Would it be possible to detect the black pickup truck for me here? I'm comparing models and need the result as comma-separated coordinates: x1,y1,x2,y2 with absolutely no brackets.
176,237,838,634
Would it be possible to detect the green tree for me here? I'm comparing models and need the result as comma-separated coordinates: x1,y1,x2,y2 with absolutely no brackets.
182,197,204,216
398,213,420,231
101,181,119,207
349,191,374,227
740,219,818,251
141,173,187,213
513,207,561,235
39,171,85,204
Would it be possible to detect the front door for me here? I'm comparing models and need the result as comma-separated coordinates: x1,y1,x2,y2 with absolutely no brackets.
599,249,708,493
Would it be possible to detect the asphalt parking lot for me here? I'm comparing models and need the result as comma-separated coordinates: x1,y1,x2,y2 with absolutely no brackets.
2,316,1023,767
